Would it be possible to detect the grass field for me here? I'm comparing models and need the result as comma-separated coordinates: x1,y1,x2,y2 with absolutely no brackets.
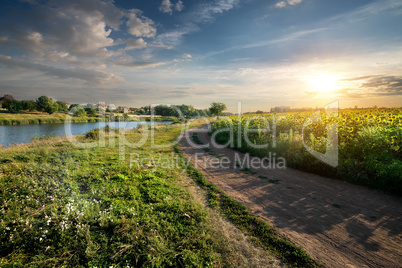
0,110,180,125
0,122,317,267
211,108,402,195
0,110,101,125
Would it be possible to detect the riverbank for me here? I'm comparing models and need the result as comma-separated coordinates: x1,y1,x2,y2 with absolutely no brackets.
0,122,316,267
0,111,179,125
0,111,101,125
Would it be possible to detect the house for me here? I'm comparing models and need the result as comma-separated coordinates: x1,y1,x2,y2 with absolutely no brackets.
108,104,116,111
118,106,129,113
0,94,15,107
96,102,107,111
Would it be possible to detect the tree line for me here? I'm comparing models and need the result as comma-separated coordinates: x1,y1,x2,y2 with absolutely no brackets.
2,96,227,118
139,102,227,118
2,96,68,114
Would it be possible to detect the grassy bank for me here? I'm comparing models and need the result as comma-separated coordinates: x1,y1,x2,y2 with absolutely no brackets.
210,109,402,195
0,124,222,267
0,123,289,267
0,122,318,267
0,111,179,125
0,111,102,125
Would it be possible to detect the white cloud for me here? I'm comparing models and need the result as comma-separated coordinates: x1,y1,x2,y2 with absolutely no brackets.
275,0,302,8
154,0,239,48
275,1,287,8
196,0,240,23
0,5,117,59
0,55,123,85
160,0,173,14
114,56,166,68
153,24,198,49
125,38,147,50
126,9,157,38
288,0,302,5
176,0,184,12
159,0,184,15
324,0,402,23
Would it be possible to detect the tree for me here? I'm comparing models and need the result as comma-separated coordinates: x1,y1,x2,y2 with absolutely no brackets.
140,105,151,115
36,95,57,114
56,101,68,112
44,102,58,114
175,104,195,118
3,100,22,113
85,108,97,117
20,100,37,111
36,96,51,112
69,104,80,111
154,105,178,117
209,102,227,116
74,109,87,117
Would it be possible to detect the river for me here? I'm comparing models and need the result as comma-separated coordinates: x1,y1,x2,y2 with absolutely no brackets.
0,121,172,147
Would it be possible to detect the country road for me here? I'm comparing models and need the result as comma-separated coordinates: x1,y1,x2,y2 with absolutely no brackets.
178,125,402,268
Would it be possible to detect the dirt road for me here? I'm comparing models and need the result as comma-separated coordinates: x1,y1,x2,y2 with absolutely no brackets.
178,125,402,267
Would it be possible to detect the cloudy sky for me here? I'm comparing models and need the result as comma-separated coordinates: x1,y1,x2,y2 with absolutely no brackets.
0,0,401,112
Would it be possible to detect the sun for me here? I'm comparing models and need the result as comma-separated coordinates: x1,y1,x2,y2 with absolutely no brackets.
307,74,339,93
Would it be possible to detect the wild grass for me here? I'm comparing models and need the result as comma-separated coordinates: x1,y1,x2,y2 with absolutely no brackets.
0,123,230,267
0,111,103,125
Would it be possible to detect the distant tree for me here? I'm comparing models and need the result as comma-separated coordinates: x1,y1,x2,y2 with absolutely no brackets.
74,109,87,117
86,103,95,109
85,108,97,117
3,100,22,113
209,102,227,116
36,96,51,112
256,110,264,114
175,104,195,118
20,100,37,111
200,110,208,117
154,105,178,117
140,105,151,115
56,101,68,112
69,104,80,111
45,102,58,114
36,95,57,114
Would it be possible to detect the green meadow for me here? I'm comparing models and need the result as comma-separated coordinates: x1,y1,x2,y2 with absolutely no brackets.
0,110,100,125
0,122,317,267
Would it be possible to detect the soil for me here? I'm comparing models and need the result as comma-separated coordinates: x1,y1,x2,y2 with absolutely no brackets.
178,125,402,268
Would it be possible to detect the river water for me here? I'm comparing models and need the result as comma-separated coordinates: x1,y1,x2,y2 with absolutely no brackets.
0,121,172,147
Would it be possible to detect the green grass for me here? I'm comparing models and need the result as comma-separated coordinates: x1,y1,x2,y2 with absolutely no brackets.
0,111,103,125
0,124,229,267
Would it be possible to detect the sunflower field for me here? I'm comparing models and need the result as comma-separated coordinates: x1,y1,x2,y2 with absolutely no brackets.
211,108,402,195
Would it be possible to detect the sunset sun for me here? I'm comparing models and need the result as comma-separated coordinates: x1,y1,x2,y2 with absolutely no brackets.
307,74,339,93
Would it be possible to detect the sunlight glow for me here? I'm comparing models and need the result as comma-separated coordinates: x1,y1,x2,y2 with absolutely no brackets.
307,74,339,93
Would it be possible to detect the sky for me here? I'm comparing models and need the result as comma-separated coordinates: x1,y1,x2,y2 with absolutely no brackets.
0,0,401,112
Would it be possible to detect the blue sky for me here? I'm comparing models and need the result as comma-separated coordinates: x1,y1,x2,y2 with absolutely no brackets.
0,0,401,112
